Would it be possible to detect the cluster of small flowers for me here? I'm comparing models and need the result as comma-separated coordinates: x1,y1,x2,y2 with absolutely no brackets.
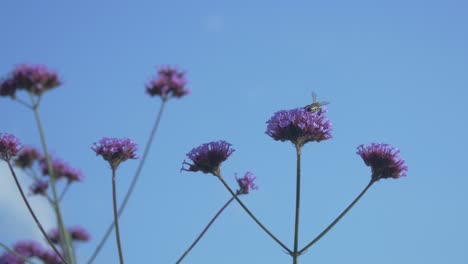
0,64,61,98
145,66,191,100
39,156,84,183
48,226,91,244
92,137,139,169
0,241,62,264
0,133,22,161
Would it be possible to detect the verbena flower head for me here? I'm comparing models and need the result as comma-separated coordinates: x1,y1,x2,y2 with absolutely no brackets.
14,146,42,168
181,140,235,176
0,252,22,264
38,250,62,264
146,66,190,100
39,157,83,183
30,179,49,195
48,226,91,243
13,241,43,258
0,64,61,98
236,171,258,195
266,107,332,147
357,143,408,181
0,133,22,161
92,137,138,169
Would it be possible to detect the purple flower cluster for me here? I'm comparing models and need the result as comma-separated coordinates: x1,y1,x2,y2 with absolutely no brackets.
0,133,22,161
0,64,61,98
182,140,235,176
266,107,332,147
236,172,258,195
48,226,91,244
145,66,190,100
92,137,138,169
40,157,84,183
0,241,62,264
30,179,49,195
357,143,408,181
14,146,42,168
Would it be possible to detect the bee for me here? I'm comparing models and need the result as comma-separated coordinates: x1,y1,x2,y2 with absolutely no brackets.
304,91,329,114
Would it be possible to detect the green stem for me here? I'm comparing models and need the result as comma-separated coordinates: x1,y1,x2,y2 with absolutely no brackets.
59,183,71,202
299,179,375,254
87,100,166,263
0,242,37,264
292,146,302,264
176,196,235,264
29,93,75,264
6,160,67,264
112,168,125,264
216,173,292,254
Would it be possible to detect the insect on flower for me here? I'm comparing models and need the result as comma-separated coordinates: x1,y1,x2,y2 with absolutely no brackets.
304,91,329,114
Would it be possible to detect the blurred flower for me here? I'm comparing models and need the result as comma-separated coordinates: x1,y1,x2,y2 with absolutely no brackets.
146,66,190,100
13,241,43,258
0,133,22,161
30,179,49,195
181,140,234,175
236,172,258,195
266,107,332,147
69,226,91,242
14,146,42,168
92,137,138,169
0,252,23,264
39,157,83,182
357,143,408,181
0,64,61,98
38,250,62,264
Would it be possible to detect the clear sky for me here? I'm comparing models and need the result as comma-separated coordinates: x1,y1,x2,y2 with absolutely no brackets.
1,0,468,263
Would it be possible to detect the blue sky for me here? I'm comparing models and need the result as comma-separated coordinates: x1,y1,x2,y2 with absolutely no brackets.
1,0,468,263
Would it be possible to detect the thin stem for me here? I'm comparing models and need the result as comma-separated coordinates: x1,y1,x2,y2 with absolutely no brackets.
176,196,235,264
299,179,375,254
217,174,292,254
292,146,302,264
0,242,37,264
6,160,67,264
87,100,166,264
13,97,33,109
112,168,124,264
59,183,71,202
29,93,75,264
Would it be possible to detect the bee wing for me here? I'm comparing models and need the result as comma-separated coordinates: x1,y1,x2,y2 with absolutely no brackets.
311,91,317,102
319,101,330,106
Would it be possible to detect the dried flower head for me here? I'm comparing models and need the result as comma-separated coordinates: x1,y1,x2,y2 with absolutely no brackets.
0,133,22,161
0,64,61,98
357,143,408,181
92,137,138,169
236,172,258,195
266,107,332,147
30,179,49,195
181,140,235,176
14,146,42,168
146,66,190,100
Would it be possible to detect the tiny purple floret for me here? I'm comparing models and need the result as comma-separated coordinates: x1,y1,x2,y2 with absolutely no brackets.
236,171,258,195
92,137,138,169
181,140,234,176
0,133,22,161
145,66,191,100
357,143,408,181
266,107,332,147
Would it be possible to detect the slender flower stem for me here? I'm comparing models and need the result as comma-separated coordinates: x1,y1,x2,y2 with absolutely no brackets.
0,242,36,264
87,100,166,264
14,97,33,109
59,183,71,202
112,168,124,264
29,93,75,264
216,173,292,254
6,161,67,264
299,179,375,254
176,196,235,264
292,146,302,264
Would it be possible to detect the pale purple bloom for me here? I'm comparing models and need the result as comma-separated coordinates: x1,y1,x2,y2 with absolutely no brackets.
266,107,332,147
0,252,23,264
146,66,190,100
39,157,83,182
92,137,138,169
357,143,408,181
0,133,22,161
182,140,234,175
14,146,42,168
13,241,43,258
236,172,258,195
0,64,61,98
38,250,62,264
47,228,60,244
69,226,91,242
30,179,49,195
